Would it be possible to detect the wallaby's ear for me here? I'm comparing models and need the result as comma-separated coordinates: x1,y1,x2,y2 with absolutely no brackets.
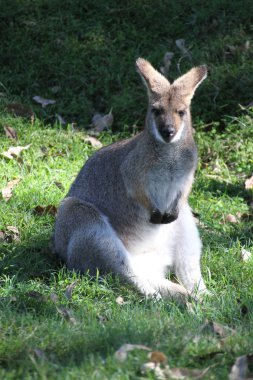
172,65,207,105
136,58,170,100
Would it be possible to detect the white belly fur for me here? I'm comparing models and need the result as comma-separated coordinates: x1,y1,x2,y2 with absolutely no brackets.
126,223,176,279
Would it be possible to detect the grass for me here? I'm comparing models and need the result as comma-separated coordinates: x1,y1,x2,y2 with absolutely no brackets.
0,1,253,379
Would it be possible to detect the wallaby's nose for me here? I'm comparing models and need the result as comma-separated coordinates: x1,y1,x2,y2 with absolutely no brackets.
160,125,176,141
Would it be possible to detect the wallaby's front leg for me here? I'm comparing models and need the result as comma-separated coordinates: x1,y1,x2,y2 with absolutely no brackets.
150,192,181,224
174,204,206,295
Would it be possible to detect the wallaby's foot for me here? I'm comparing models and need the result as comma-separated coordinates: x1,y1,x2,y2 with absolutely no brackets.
156,279,189,303
150,209,178,224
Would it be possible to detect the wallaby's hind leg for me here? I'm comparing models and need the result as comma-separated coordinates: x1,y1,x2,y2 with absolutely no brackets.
54,197,188,300
54,197,158,296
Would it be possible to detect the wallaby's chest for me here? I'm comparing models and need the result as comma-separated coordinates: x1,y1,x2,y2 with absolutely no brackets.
145,147,196,212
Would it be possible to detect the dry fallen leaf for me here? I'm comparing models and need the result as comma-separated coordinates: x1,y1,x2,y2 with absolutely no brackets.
6,102,34,118
114,343,151,362
91,111,113,133
229,355,248,380
0,231,5,241
2,179,21,201
116,296,127,305
54,181,65,191
2,144,31,160
65,281,77,300
6,226,20,242
149,351,167,365
83,136,103,149
245,175,253,190
33,205,57,216
241,249,252,262
175,39,192,61
56,305,77,325
33,96,56,108
225,214,238,223
160,52,174,76
3,125,18,140
0,225,20,243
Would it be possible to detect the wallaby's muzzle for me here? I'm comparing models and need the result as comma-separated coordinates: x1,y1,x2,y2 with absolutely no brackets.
159,124,176,142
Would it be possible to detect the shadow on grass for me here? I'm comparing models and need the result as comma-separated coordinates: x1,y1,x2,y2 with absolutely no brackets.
200,177,252,202
0,234,61,282
1,0,253,129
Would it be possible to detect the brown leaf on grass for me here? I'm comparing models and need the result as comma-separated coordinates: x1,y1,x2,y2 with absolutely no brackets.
6,102,34,118
1,226,20,243
245,175,253,190
114,343,151,362
2,179,21,201
33,96,56,108
54,181,65,191
148,351,167,365
229,355,248,380
3,125,18,140
0,226,20,242
225,214,238,223
65,281,78,300
91,111,113,133
160,52,174,76
241,249,252,262
33,205,57,216
83,136,103,149
55,305,77,325
2,144,31,160
175,39,192,61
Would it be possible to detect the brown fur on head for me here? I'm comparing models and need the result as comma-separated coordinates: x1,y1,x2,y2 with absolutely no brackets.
136,58,207,143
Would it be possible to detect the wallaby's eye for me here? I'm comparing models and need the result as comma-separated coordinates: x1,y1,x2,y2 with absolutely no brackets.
151,107,163,117
178,110,186,118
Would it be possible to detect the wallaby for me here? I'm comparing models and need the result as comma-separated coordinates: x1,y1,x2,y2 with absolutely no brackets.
53,58,208,300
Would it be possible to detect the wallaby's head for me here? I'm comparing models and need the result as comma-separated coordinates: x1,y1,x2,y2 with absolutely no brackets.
136,58,207,143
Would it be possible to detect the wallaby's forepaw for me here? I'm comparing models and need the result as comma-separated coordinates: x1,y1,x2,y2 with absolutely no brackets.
162,212,178,224
150,209,178,224
150,209,163,224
